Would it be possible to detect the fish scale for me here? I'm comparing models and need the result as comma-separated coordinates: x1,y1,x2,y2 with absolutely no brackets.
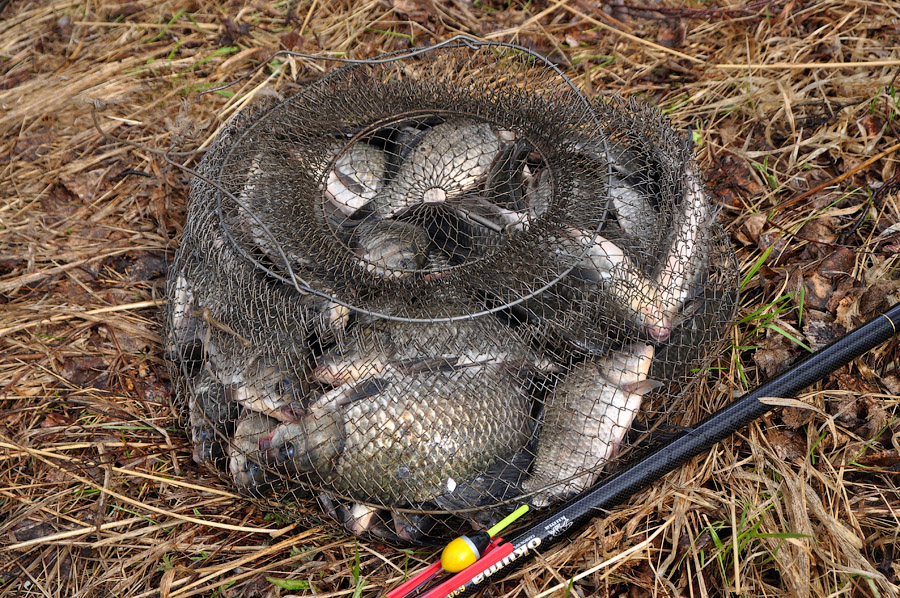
270,365,530,504
373,119,507,219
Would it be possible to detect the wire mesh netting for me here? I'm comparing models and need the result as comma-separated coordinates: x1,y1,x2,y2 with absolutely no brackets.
164,42,739,544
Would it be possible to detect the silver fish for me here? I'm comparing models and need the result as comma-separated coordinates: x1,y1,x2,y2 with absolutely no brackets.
570,138,660,240
232,154,350,337
374,119,506,219
342,503,381,536
523,167,551,221
170,275,196,344
188,369,239,467
391,510,436,543
351,219,430,278
323,141,386,218
165,274,205,366
651,167,710,341
266,365,531,504
205,347,305,421
607,174,659,240
311,298,545,386
447,195,533,236
485,137,533,211
523,343,658,507
566,228,670,341
234,153,316,272
229,412,280,495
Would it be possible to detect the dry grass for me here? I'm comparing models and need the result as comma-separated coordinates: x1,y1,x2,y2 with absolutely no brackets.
2,0,900,596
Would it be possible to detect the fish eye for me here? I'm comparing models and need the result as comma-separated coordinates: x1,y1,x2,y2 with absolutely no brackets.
395,258,416,270
275,377,293,394
279,443,295,461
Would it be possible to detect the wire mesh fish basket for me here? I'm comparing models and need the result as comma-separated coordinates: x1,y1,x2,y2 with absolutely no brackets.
164,37,739,544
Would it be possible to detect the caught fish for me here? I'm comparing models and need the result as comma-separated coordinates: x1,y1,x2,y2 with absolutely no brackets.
570,137,661,240
237,154,277,256
447,195,533,236
522,343,658,507
342,503,382,536
170,275,197,345
607,173,659,241
523,167,552,221
350,219,430,278
566,228,670,341
323,141,386,218
485,137,533,211
651,167,710,341
188,370,239,467
373,119,507,219
229,412,280,495
166,274,203,366
266,365,531,504
311,298,546,386
391,510,436,543
205,346,306,421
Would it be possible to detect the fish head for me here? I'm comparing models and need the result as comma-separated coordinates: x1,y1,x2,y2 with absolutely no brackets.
267,410,344,475
354,221,428,278
229,415,278,492
323,142,385,217
229,453,269,491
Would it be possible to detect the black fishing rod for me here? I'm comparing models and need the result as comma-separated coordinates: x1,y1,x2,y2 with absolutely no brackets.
410,301,900,598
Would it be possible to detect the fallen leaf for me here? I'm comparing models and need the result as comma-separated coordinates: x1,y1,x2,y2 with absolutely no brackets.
10,519,59,542
753,332,801,378
656,21,685,48
802,273,832,310
39,412,76,428
768,429,805,461
392,0,434,22
782,406,813,429
40,184,80,222
834,295,860,330
859,280,900,317
59,168,107,202
758,230,790,260
803,317,844,350
742,213,767,245
817,248,855,279
854,450,900,468
60,356,110,389
880,373,900,395
860,397,888,441
280,31,302,51
798,216,837,245
858,114,883,137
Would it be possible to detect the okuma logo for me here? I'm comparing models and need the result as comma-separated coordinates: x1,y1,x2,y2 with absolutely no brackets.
469,537,542,586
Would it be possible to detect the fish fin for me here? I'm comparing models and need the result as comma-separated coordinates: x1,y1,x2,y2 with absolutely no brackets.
624,379,664,395
339,378,390,404
393,356,460,374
